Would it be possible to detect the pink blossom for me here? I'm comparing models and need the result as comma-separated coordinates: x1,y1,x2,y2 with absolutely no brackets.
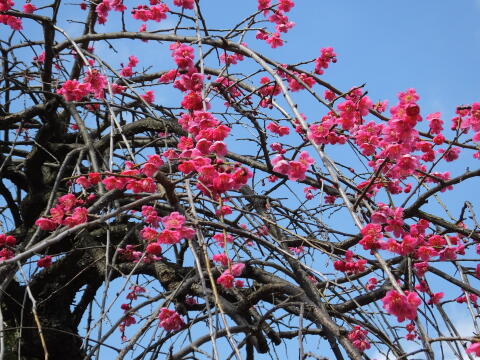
382,290,421,322
181,91,203,110
415,246,438,261
35,218,58,231
57,80,91,102
217,271,234,288
96,0,111,24
141,90,155,104
110,83,125,94
414,280,429,293
266,32,284,48
289,246,305,254
285,151,314,181
0,14,23,30
266,122,290,136
347,326,371,352
257,0,271,14
314,47,336,75
140,227,158,241
213,233,233,247
212,173,234,193
102,176,126,191
140,206,160,227
309,123,330,145
58,194,78,211
117,245,142,262
398,88,420,105
366,277,377,291
426,112,443,134
456,293,478,306
467,343,480,357
185,296,197,305
159,69,178,83
173,0,194,9
83,69,107,99
50,206,64,224
212,253,230,267
64,207,89,227
76,176,92,189
414,261,429,277
216,205,232,216
33,51,46,63
120,66,133,77
288,72,315,91
170,43,195,69
146,242,161,255
179,226,195,240
149,3,169,22
127,55,138,67
220,52,244,65
161,212,186,229
438,147,460,162
230,263,245,277
359,223,383,251
278,0,295,12
209,141,228,157
0,0,14,12
23,3,37,13
158,308,184,331
427,292,444,305
157,229,182,244
438,246,458,261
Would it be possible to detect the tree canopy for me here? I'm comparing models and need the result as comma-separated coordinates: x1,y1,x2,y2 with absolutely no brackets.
1,1,480,359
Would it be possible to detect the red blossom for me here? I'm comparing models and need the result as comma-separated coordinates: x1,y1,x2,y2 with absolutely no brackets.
0,0,14,11
37,256,52,268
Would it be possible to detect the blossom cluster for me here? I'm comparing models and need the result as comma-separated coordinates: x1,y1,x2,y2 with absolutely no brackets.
216,262,245,289
0,14,22,30
0,234,16,261
95,0,126,24
360,214,465,265
132,2,169,23
0,0,14,12
120,55,139,77
256,0,295,48
347,326,371,352
57,70,110,101
118,285,146,341
158,308,185,332
314,47,337,75
158,44,253,198
333,250,367,275
381,290,421,323
35,194,89,231
272,151,315,181
120,210,195,262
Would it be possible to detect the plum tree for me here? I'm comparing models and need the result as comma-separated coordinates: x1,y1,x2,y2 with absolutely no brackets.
0,1,480,359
